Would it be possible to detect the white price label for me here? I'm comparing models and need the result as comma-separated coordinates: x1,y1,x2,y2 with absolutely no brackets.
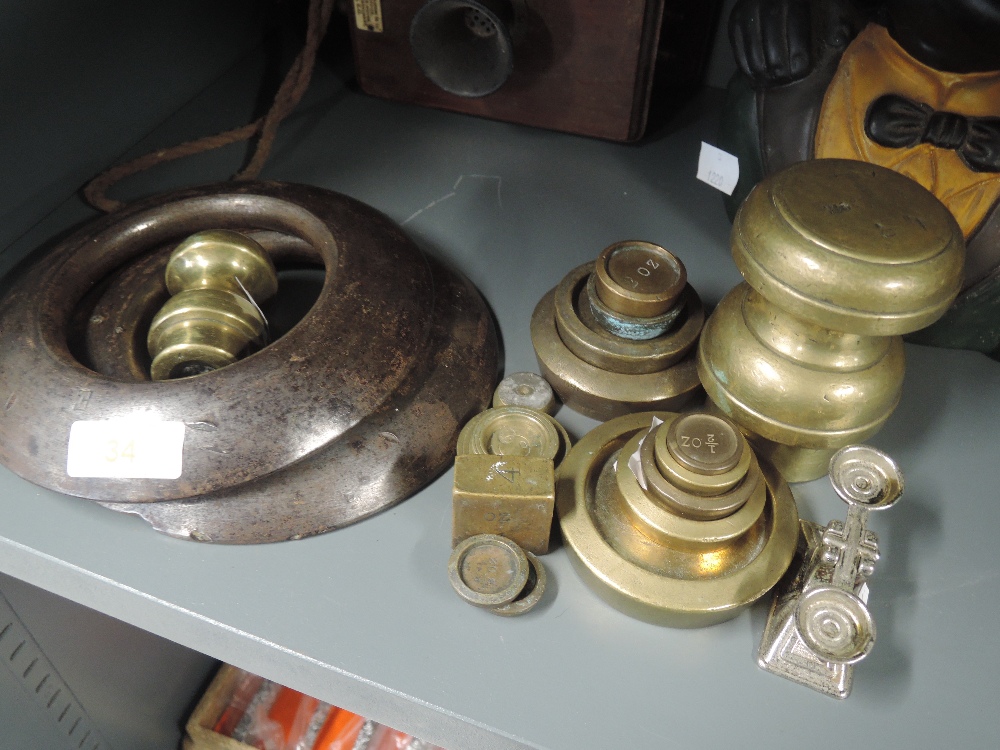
66,420,185,479
697,142,740,196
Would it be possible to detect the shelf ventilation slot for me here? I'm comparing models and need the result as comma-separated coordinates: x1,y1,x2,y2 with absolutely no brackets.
0,589,109,750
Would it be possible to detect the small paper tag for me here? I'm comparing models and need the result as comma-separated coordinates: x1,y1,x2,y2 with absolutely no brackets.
353,0,383,32
858,582,870,604
697,142,740,196
67,420,185,479
627,416,664,490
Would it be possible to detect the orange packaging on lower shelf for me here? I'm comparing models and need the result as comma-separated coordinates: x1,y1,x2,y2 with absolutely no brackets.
185,663,445,750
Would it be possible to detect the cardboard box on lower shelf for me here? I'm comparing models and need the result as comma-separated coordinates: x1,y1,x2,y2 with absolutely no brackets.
184,663,444,750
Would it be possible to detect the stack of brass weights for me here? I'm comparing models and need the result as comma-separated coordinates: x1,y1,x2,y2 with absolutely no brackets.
556,411,799,626
452,376,569,555
698,160,965,482
531,241,704,420
450,374,570,614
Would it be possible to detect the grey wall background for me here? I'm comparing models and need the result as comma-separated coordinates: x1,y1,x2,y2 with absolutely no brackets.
0,0,265,254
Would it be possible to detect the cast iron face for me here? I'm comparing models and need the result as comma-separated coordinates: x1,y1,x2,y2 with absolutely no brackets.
0,182,498,543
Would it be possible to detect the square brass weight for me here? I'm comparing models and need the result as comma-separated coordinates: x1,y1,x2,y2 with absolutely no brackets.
453,454,555,555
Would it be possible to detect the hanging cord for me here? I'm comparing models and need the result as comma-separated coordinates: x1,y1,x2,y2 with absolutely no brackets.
83,0,336,213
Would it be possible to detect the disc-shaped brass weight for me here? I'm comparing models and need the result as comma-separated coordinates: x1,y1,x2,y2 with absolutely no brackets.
448,534,530,608
733,159,964,336
491,551,546,616
593,241,686,318
557,412,799,627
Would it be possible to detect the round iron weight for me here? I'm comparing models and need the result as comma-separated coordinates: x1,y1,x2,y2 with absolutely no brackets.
0,182,499,543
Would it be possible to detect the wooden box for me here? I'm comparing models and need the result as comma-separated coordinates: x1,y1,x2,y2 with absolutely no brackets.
347,0,722,141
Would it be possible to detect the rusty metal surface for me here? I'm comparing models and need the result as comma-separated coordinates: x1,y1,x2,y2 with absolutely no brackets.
0,182,498,542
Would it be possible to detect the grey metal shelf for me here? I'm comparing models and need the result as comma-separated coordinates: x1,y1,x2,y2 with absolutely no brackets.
2,37,999,750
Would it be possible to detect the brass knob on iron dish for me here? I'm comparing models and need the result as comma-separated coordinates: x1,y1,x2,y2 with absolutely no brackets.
557,411,799,627
698,160,964,482
147,230,278,380
530,241,703,421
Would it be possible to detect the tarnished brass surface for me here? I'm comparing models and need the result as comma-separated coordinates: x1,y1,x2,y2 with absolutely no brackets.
655,413,751,496
492,372,556,414
531,248,704,421
453,405,569,554
491,551,546,617
557,412,799,627
663,412,743,474
448,534,530,608
447,534,547,616
733,159,964,336
456,406,562,461
452,454,555,555
586,274,684,341
700,160,963,482
0,182,498,542
552,264,702,374
624,431,766,539
700,284,905,461
593,241,687,318
641,422,759,521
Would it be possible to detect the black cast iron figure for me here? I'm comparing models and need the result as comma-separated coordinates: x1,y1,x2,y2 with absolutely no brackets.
720,0,1000,356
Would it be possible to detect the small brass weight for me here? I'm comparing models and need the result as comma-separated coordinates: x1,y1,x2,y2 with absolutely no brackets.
452,386,571,556
450,377,568,616
531,241,704,420
699,160,964,482
757,445,904,698
147,230,278,380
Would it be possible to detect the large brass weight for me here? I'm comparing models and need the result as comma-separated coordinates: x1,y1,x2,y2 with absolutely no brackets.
698,160,965,482
0,182,498,543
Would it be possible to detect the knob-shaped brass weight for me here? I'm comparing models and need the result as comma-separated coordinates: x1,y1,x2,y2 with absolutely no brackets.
557,412,799,627
699,160,964,482
531,242,704,421
148,230,278,380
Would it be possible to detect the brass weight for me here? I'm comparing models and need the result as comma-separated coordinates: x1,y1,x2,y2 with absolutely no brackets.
492,371,557,414
447,534,548,616
452,405,571,555
531,241,704,421
557,411,799,627
147,230,278,380
698,160,965,482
